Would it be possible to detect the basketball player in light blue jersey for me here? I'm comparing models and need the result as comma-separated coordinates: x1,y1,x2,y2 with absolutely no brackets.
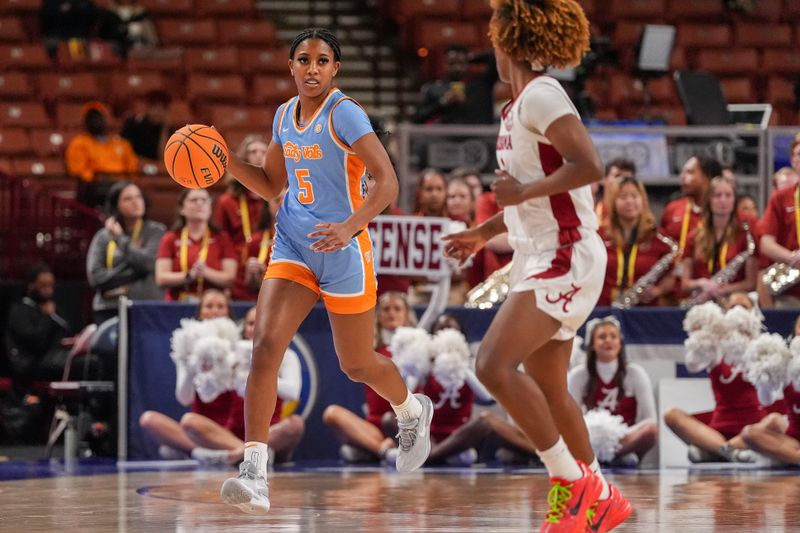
218,28,434,514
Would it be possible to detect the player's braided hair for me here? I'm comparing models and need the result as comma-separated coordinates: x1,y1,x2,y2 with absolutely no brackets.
489,0,590,69
290,28,342,62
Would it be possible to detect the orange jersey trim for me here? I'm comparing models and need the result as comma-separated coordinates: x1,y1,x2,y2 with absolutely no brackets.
265,260,321,295
321,231,377,314
292,89,339,133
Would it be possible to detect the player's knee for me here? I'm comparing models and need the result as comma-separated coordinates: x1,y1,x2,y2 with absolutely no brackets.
251,335,285,371
475,354,502,390
180,412,201,433
339,361,371,383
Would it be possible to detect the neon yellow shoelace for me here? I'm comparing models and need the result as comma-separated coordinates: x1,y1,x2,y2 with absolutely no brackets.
586,503,597,526
544,482,573,524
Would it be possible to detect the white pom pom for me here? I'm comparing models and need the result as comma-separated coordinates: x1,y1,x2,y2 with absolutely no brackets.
190,336,235,403
432,350,469,392
170,318,206,365
229,340,253,397
720,307,763,367
202,317,240,345
788,337,800,391
583,408,628,463
741,333,790,404
430,328,470,360
389,327,432,381
685,329,721,372
683,302,723,334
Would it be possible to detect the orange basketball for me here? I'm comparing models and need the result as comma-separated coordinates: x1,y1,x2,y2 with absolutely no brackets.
164,124,229,189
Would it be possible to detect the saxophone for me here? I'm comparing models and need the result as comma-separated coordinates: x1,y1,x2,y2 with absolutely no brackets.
682,224,755,307
464,261,512,309
612,233,678,309
762,262,800,296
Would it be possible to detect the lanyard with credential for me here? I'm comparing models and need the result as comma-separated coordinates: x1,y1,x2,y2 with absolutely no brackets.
240,195,253,263
616,244,638,290
180,226,210,294
106,219,143,269
677,199,693,261
707,240,729,274
258,232,271,264
795,186,800,249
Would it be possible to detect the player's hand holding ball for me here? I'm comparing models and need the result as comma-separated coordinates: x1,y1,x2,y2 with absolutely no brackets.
164,124,229,189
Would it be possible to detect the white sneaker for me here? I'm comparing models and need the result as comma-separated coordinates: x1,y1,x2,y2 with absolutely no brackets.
220,460,270,514
191,447,230,468
395,393,434,473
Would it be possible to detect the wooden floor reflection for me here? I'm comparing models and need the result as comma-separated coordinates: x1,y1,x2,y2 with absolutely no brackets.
2,466,799,532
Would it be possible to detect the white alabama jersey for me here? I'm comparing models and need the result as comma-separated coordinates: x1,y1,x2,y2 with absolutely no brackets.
496,75,598,255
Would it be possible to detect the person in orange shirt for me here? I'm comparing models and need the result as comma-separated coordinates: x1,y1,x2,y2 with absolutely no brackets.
66,101,138,207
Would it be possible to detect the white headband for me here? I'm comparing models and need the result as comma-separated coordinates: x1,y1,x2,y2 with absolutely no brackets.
584,316,622,349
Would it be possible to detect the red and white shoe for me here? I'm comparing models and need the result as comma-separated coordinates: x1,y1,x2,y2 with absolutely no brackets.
585,483,632,532
540,461,603,533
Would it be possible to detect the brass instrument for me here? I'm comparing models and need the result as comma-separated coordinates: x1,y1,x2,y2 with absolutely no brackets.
762,262,800,296
612,233,678,309
464,261,512,309
683,225,755,307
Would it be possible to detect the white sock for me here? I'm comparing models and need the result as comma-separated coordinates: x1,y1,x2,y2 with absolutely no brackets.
536,437,583,481
244,441,269,477
391,390,423,422
589,457,611,500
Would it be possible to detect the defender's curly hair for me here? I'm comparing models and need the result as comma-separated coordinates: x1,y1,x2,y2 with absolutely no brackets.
489,0,590,68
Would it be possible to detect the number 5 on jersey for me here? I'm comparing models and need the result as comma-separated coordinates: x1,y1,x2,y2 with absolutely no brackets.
295,169,315,205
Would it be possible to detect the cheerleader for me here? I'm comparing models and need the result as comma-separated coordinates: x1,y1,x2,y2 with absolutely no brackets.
567,316,657,466
598,177,675,306
664,292,765,462
322,292,415,462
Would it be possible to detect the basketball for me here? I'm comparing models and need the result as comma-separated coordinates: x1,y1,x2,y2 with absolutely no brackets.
164,124,229,189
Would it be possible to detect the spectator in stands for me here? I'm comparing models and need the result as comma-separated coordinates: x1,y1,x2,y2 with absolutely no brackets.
772,167,799,192
595,158,636,225
120,90,171,161
139,296,305,464
66,102,138,208
236,203,274,301
155,189,237,302
664,292,764,463
598,178,675,307
105,0,158,55
758,140,800,308
86,181,166,324
214,136,269,301
446,176,479,304
413,45,498,125
736,194,758,220
450,167,484,201
413,168,448,217
681,177,757,305
5,264,73,391
40,0,97,58
474,189,513,280
322,292,415,463
568,316,658,466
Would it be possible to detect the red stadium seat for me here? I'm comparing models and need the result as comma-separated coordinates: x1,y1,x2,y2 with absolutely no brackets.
10,157,66,177
415,21,480,50
609,0,665,19
576,0,596,17
395,0,460,21
762,49,800,74
251,75,296,105
239,47,290,74
608,74,642,107
462,0,492,20
128,47,184,72
109,72,167,100
720,77,755,104
167,100,194,128
0,44,52,70
746,0,782,21
593,108,618,122
735,23,792,48
29,129,76,157
38,73,101,101
677,23,731,48
0,102,50,128
695,49,759,76
0,72,32,99
156,20,217,47
647,105,686,126
140,0,194,15
185,47,240,73
670,47,688,71
584,78,609,108
196,0,256,17
57,41,122,71
646,77,679,105
210,105,274,130
614,22,644,47
765,77,796,106
0,0,40,15
218,20,278,46
0,17,27,42
56,103,116,129
668,0,724,19
0,128,32,156
187,74,246,102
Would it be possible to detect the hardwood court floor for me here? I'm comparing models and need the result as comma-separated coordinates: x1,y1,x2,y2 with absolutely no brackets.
1,464,799,532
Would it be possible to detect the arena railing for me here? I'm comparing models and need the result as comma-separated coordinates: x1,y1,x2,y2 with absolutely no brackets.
394,123,773,214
